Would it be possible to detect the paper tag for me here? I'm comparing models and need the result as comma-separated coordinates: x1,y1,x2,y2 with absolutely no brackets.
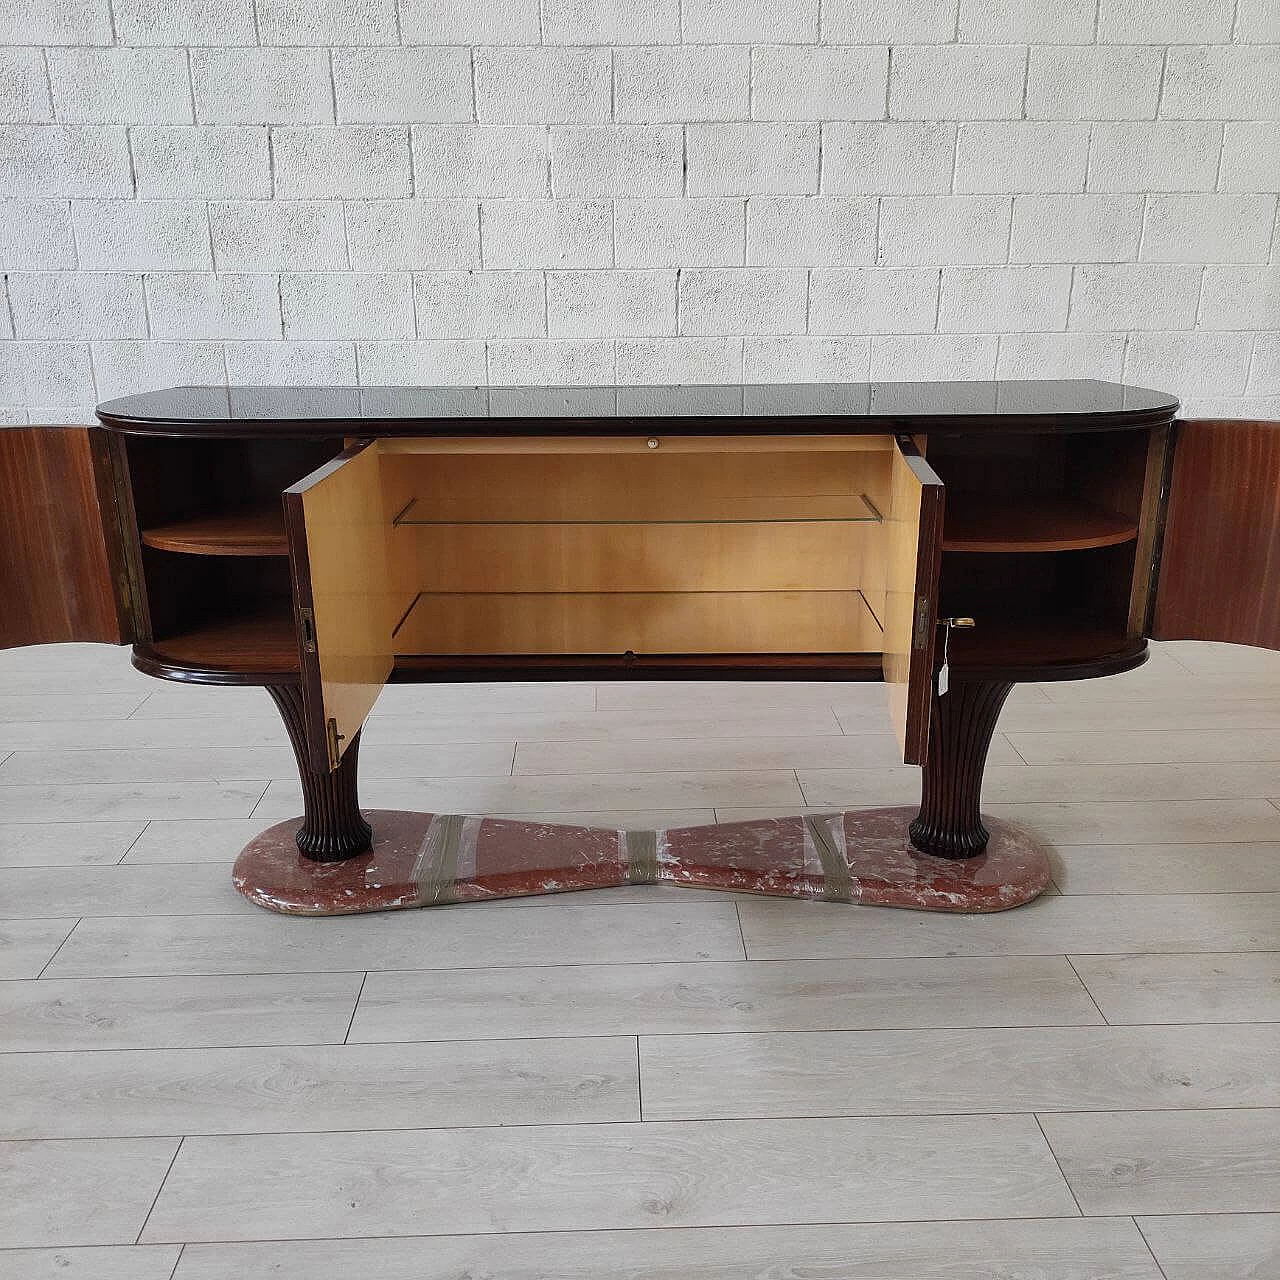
937,662,950,697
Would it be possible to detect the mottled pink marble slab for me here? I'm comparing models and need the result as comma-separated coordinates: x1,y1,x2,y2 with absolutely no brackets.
233,807,1050,916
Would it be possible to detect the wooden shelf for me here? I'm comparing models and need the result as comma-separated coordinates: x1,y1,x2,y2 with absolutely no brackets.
136,609,299,682
141,505,287,557
942,497,1138,553
945,604,1145,681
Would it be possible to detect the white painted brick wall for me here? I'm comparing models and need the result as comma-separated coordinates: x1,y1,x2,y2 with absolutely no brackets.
0,51,53,123
747,197,876,267
550,126,681,196
111,0,255,46
132,127,271,199
281,272,415,340
415,126,549,198
809,268,940,334
209,201,347,271
614,48,749,123
0,1,1276,416
614,199,743,267
546,269,675,338
482,200,611,268
9,273,147,338
47,48,193,123
347,200,479,270
686,124,819,196
272,127,411,199
333,49,473,125
146,272,281,340
254,0,397,46
191,49,334,126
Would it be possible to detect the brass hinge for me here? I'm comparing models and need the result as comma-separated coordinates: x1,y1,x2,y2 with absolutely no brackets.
299,607,316,653
913,595,931,649
326,717,345,771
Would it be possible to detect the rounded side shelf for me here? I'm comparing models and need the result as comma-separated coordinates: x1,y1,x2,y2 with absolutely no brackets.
950,632,1149,683
132,610,301,685
942,497,1138,553
140,505,288,557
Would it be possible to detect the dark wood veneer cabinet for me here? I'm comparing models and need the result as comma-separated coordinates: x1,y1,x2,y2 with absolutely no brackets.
1,381,1275,864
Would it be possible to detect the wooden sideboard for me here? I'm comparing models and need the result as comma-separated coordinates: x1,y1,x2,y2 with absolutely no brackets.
2,381,1277,915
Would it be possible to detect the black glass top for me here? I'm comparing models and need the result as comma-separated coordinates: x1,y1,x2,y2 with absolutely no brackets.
97,380,1178,435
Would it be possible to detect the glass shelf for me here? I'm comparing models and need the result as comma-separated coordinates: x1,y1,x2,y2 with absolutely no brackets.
392,494,883,527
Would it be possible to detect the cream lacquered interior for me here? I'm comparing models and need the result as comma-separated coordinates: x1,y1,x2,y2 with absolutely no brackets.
373,435,899,658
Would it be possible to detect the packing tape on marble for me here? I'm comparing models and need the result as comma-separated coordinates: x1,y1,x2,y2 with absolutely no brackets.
410,812,473,904
624,828,660,885
406,810,853,905
807,814,855,902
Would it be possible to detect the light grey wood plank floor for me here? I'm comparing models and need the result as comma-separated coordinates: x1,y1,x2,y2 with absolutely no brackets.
1137,1212,1280,1279
639,1024,1280,1120
1051,841,1280,893
1040,1108,1280,1215
139,1115,1078,1242
0,1138,180,1248
0,1038,641,1138
167,1219,1164,1279
44,899,746,978
0,639,1276,1276
0,1244,182,1280
1071,951,1280,1023
0,973,365,1051
0,821,146,868
349,954,1103,1040
0,919,77,980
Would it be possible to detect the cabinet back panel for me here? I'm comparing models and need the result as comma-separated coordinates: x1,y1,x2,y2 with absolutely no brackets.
379,438,892,656
387,521,881,594
378,447,892,524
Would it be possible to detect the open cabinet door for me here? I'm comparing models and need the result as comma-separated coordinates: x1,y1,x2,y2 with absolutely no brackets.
284,441,395,773
0,425,139,649
1151,420,1280,652
883,437,946,765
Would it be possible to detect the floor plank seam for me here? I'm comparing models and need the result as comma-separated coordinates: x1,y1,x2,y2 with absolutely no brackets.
134,1136,184,1247
1033,1113,1085,1219
1064,955,1112,1026
115,820,153,865
1131,1215,1172,1280
635,1036,644,1122
37,947,1280,982
32,918,81,981
342,972,368,1045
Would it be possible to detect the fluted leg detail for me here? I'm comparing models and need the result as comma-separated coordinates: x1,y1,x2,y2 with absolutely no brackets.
908,679,1013,860
267,684,372,862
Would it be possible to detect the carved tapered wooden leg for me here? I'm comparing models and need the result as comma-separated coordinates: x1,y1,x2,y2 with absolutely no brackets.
908,678,1014,860
266,684,372,862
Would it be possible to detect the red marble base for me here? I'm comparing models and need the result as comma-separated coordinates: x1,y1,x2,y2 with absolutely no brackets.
232,807,1050,916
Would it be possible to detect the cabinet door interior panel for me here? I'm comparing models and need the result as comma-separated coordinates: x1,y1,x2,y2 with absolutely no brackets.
284,442,396,771
0,425,136,649
1153,419,1280,652
883,439,946,765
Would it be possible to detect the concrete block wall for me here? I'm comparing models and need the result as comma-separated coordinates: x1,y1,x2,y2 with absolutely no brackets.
0,0,1277,418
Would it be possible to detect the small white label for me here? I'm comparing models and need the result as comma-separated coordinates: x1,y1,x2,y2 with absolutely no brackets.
937,663,950,698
